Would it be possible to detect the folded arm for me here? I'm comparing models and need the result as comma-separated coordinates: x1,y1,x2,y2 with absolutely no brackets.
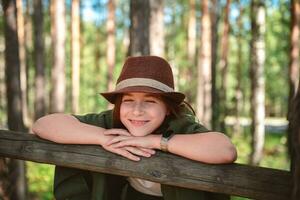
32,113,115,144
106,132,237,164
167,132,237,163
32,113,155,161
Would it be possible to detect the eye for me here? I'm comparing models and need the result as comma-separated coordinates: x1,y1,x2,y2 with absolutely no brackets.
145,100,156,103
144,98,158,103
122,99,133,102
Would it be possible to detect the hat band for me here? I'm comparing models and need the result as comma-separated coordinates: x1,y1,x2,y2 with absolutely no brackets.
116,78,174,92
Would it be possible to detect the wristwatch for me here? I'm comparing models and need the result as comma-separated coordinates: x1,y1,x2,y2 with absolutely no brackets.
160,133,175,152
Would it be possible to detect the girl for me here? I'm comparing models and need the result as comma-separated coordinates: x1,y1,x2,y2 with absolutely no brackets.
32,56,237,200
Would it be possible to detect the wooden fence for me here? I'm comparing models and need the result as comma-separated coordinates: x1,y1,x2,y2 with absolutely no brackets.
0,130,292,200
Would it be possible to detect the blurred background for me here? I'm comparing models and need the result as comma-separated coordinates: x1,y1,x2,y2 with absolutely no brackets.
0,0,299,199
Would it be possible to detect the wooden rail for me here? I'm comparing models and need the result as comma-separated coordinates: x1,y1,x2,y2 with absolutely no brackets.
0,130,292,200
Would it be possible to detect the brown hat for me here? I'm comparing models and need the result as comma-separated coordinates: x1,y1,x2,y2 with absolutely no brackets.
100,56,185,104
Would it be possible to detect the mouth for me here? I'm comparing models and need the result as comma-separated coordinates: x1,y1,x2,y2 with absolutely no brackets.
129,119,150,126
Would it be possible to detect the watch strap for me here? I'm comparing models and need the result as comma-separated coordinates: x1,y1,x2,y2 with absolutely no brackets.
160,134,174,152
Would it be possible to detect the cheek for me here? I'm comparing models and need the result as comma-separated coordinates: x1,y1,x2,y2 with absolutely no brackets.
153,106,168,122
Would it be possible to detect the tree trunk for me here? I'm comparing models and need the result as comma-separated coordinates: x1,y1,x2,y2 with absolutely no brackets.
197,0,212,128
290,91,300,200
33,0,46,119
187,0,196,64
128,0,150,56
50,0,66,113
71,0,80,113
288,0,300,158
24,0,33,121
1,0,27,199
2,0,26,139
288,0,300,199
290,88,300,200
211,0,220,131
149,0,164,57
218,0,230,133
94,26,102,94
233,1,243,136
183,0,197,103
0,32,6,122
288,0,300,106
106,0,115,97
249,0,266,165
16,0,29,127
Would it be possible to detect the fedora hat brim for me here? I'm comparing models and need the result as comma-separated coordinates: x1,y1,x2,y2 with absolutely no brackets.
100,86,185,104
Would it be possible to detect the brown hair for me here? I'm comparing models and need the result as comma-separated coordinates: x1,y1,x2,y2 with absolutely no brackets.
112,95,124,128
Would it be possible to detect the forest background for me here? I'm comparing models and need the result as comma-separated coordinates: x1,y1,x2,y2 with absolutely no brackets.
0,0,299,199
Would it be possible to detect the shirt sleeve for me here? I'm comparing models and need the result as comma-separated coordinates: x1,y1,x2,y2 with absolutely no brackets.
72,110,113,128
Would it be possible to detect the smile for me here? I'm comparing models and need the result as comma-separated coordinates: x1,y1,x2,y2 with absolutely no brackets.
129,119,150,126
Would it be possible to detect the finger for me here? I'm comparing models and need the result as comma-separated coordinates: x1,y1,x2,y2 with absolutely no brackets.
113,129,131,136
111,139,149,149
124,147,152,158
139,147,156,155
115,148,141,161
110,138,137,148
105,145,140,161
103,144,140,161
105,136,129,146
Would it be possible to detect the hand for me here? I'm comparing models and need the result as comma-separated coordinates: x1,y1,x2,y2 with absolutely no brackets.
105,134,161,150
101,128,155,161
102,142,155,161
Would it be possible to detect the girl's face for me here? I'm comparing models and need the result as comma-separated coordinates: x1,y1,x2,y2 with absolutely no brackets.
120,92,168,136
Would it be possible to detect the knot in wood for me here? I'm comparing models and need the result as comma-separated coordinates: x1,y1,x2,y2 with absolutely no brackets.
21,143,32,153
216,176,223,183
149,170,162,178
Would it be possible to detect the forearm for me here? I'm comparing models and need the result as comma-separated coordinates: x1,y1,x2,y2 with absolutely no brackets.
103,131,237,163
32,113,106,145
166,132,237,164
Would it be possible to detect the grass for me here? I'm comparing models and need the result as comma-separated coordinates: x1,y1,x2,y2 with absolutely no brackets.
26,125,290,199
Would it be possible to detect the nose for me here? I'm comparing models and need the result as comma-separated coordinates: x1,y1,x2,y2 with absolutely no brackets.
132,102,144,116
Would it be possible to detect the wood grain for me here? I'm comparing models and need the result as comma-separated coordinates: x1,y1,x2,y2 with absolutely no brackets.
0,130,291,200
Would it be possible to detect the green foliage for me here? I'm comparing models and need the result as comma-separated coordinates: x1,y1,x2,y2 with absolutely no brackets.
165,0,197,106
223,0,291,119
264,0,290,117
230,127,290,170
27,162,54,200
0,0,293,122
